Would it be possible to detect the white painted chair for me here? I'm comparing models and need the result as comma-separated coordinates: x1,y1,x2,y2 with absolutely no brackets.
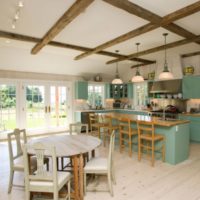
23,142,71,200
69,122,88,135
84,131,116,196
7,129,36,193
7,128,49,193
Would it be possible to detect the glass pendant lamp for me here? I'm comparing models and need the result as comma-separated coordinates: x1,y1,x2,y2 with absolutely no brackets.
158,33,174,80
112,50,123,84
132,43,144,83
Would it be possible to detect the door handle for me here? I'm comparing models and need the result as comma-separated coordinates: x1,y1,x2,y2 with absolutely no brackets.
48,106,51,113
45,106,48,113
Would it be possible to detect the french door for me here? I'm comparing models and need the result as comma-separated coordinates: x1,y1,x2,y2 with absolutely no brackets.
23,81,72,133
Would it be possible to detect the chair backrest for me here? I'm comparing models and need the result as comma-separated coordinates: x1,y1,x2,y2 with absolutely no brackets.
23,142,58,187
103,115,112,127
119,117,131,132
7,129,27,167
137,120,155,138
108,131,115,171
69,122,88,135
89,113,99,125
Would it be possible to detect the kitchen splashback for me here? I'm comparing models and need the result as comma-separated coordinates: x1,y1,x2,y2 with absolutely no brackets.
150,98,186,112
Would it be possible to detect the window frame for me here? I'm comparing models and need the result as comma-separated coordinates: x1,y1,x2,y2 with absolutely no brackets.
87,82,105,108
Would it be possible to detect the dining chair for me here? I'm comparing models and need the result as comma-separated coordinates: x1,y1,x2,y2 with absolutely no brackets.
89,113,108,138
60,122,89,171
23,142,71,200
119,117,138,157
84,130,116,196
69,122,88,135
137,120,165,166
7,128,49,193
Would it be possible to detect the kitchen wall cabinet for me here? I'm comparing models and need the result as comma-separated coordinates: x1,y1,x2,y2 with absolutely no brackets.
127,83,133,98
105,83,133,99
179,114,200,142
75,81,88,100
105,83,111,99
182,76,200,99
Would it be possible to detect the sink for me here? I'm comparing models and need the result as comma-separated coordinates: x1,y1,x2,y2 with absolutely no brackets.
158,118,179,121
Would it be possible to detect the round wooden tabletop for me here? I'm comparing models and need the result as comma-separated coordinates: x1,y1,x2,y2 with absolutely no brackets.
28,134,101,157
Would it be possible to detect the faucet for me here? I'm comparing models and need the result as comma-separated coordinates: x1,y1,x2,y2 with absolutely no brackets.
162,105,169,120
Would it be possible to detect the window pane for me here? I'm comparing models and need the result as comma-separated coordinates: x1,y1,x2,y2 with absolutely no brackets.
50,86,67,128
26,85,45,129
0,84,17,131
87,84,104,108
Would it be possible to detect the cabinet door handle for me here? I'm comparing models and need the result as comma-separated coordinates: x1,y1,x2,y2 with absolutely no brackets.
45,106,48,113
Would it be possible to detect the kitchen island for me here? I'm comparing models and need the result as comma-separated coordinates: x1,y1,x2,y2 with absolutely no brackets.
75,110,190,165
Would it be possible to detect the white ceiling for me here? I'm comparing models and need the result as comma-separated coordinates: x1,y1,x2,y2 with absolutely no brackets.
0,0,200,79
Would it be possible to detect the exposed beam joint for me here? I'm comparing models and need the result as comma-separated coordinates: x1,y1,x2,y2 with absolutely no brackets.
31,0,94,54
0,30,154,64
74,0,200,61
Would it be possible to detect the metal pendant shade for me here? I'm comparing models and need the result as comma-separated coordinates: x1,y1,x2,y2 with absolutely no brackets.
132,43,144,83
112,50,123,84
158,33,174,80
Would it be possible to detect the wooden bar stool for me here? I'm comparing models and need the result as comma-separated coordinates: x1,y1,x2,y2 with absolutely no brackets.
137,120,165,167
102,115,119,146
119,117,138,157
89,113,108,139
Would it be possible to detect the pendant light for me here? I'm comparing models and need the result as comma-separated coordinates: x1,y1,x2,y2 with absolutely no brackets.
112,50,123,84
132,43,144,83
158,33,174,80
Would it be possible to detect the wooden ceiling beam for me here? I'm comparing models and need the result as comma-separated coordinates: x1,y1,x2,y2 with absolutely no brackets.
161,1,200,24
31,0,94,55
74,23,157,60
74,0,200,61
0,30,154,64
131,61,156,69
104,0,200,40
181,50,200,58
107,35,200,64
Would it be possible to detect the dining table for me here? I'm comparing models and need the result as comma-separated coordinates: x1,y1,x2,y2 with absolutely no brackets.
28,134,101,200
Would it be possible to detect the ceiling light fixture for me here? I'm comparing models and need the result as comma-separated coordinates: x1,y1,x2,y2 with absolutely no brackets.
112,50,123,84
132,43,144,83
158,33,174,80
18,1,24,8
11,1,24,30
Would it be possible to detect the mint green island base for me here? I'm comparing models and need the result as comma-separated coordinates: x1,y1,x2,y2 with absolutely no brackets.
74,110,190,165
155,123,189,165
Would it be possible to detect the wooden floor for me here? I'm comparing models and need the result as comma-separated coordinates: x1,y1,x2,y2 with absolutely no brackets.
1,140,200,200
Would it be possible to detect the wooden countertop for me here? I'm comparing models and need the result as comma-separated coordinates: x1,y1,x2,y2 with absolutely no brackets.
100,112,189,127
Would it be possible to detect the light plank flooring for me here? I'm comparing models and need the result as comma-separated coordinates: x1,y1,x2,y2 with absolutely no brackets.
1,140,200,200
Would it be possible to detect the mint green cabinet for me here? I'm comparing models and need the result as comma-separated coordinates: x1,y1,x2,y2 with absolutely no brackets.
105,83,133,99
75,81,88,100
105,83,111,99
182,76,200,99
127,83,133,98
179,115,200,142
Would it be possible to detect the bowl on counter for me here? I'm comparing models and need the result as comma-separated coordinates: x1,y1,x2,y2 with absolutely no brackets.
167,94,172,99
160,94,165,98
